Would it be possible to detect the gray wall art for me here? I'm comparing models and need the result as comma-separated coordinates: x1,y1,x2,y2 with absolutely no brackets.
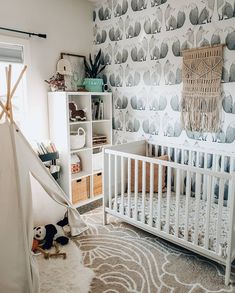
93,0,235,151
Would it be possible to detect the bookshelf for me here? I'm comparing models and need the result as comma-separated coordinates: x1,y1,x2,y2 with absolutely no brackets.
48,91,112,207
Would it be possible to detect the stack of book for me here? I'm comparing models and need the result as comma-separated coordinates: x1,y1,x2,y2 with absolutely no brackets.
92,98,104,120
93,134,107,146
35,141,60,180
35,141,57,155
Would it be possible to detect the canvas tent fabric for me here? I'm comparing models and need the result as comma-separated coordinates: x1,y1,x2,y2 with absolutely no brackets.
0,121,88,292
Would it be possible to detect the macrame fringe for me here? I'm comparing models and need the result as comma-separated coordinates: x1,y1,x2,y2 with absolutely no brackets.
181,94,221,133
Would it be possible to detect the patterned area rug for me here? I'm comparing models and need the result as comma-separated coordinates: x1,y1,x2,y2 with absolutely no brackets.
73,208,235,293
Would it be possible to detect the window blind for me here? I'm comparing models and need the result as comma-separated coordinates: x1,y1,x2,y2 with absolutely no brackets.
0,43,24,64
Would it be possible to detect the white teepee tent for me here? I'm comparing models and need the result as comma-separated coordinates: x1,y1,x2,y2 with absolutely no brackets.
0,65,88,292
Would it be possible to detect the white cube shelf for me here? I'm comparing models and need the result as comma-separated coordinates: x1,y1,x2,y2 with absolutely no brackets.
48,91,112,207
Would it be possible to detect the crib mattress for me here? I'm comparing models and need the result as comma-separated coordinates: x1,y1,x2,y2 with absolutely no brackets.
112,193,229,257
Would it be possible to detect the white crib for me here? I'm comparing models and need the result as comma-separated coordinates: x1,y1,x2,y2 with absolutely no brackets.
103,140,235,285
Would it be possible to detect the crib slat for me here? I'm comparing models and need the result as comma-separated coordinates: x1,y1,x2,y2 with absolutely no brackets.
211,154,217,207
205,175,212,250
185,150,193,241
166,166,172,234
109,154,112,209
221,155,225,172
203,152,208,201
196,151,200,167
216,178,225,254
134,159,138,221
226,171,235,285
175,168,180,237
184,170,191,241
141,161,146,224
194,172,201,245
149,163,154,227
180,149,184,194
174,148,177,192
149,143,152,157
121,156,124,215
127,158,131,217
157,164,162,230
114,155,118,211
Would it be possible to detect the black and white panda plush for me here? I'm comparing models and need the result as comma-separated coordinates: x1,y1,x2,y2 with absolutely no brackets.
33,216,69,250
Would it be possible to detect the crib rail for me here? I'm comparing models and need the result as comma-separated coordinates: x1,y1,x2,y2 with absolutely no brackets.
103,141,235,267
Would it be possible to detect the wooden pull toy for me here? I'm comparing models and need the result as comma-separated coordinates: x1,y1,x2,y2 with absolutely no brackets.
32,239,67,260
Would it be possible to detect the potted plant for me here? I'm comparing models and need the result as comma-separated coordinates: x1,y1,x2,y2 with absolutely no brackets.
83,49,106,92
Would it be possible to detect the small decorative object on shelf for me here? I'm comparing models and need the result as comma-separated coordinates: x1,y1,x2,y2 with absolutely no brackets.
103,84,109,92
60,53,86,91
36,141,60,180
93,134,107,146
70,127,86,150
71,154,81,174
45,73,66,92
69,102,86,122
83,49,106,92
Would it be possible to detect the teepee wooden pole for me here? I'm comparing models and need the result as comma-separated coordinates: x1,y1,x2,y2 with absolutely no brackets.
0,65,27,121
10,65,27,98
0,100,9,117
6,65,12,108
6,65,13,122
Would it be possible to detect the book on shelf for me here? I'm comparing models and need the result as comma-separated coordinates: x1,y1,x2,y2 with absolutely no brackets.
93,134,107,145
92,98,104,120
35,141,58,155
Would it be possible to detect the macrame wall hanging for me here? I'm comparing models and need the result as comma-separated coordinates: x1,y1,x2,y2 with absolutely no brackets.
181,45,223,133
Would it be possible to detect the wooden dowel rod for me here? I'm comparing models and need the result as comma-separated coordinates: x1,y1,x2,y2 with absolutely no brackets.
6,65,12,110
10,65,27,98
0,65,27,121
181,44,226,53
0,100,10,118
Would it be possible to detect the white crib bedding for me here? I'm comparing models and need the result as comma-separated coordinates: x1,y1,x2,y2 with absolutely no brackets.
112,193,229,256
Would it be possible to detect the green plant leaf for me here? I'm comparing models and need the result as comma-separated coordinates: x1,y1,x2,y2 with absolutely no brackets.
84,59,92,78
84,49,105,78
93,49,102,70
89,53,93,68
97,65,106,75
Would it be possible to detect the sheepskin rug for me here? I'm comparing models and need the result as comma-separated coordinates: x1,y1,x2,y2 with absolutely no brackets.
37,241,95,293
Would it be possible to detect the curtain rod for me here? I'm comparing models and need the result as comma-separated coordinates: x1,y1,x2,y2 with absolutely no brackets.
0,27,47,39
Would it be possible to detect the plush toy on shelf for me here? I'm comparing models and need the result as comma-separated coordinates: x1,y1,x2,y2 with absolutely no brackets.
33,216,69,250
69,102,86,121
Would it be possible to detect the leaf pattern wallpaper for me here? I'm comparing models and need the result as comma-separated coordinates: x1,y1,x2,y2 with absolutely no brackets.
93,0,235,150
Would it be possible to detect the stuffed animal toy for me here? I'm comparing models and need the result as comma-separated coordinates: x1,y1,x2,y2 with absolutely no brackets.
69,102,86,121
33,216,69,250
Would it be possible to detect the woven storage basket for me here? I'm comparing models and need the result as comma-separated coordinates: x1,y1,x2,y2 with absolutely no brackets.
93,173,102,196
72,177,90,204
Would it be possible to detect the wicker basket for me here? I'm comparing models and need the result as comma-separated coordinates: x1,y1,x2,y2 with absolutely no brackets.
93,173,102,196
72,177,90,204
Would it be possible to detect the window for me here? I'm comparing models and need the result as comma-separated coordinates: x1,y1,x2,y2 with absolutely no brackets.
0,36,29,132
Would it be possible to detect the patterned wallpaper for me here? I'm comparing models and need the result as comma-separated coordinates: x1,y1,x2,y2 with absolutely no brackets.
92,0,235,151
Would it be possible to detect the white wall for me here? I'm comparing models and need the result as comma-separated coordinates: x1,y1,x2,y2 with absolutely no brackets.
0,0,94,221
0,0,93,140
